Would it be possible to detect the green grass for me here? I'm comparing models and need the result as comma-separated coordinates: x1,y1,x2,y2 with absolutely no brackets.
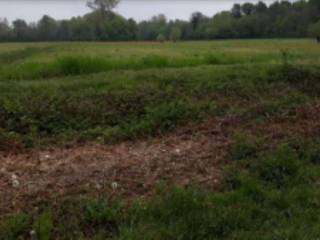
0,39,320,80
1,61,319,149
1,40,320,239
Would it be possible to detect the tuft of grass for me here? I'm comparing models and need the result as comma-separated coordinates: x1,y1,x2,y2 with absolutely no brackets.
83,200,121,238
203,54,237,65
33,211,53,240
55,56,108,75
141,55,169,68
230,134,258,161
0,213,31,240
253,144,301,188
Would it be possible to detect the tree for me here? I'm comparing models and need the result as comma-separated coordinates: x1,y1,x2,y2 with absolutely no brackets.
12,19,31,41
308,21,320,38
255,1,268,14
241,3,255,16
0,0,320,42
191,12,204,30
37,15,57,41
87,0,119,12
0,18,10,41
170,27,182,42
56,20,72,40
232,4,242,18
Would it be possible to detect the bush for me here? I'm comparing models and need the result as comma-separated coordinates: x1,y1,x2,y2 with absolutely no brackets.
141,55,169,68
83,200,121,237
156,34,166,43
230,134,257,161
254,145,301,188
55,56,108,75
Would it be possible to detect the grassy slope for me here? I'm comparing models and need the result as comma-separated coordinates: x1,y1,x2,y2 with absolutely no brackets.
1,40,320,239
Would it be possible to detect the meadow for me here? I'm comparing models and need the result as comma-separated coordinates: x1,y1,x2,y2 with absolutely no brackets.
1,39,320,239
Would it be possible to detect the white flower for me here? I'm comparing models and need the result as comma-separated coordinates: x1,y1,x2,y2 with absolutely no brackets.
30,230,36,236
111,182,119,190
12,179,20,188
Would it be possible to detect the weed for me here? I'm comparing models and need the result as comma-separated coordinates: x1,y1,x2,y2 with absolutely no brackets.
253,145,301,188
33,211,53,240
141,55,169,68
0,213,30,240
230,134,258,161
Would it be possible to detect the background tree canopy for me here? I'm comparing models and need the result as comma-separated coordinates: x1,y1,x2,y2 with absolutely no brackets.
0,0,319,42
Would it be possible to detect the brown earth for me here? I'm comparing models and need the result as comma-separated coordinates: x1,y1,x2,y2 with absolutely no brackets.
0,117,235,215
1,103,319,215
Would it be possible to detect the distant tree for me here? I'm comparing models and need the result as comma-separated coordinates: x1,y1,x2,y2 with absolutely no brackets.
308,21,320,38
210,11,235,39
255,1,268,14
37,15,57,41
191,12,204,30
137,14,167,40
231,4,242,18
127,18,138,40
56,20,72,40
70,17,96,41
308,0,320,21
1,0,320,42
151,14,167,25
12,19,31,41
241,3,255,16
0,18,10,41
87,0,119,13
170,27,182,42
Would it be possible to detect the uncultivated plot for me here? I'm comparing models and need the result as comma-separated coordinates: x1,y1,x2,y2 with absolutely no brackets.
1,40,320,239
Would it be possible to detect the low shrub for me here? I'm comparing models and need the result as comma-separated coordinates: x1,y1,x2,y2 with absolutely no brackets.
253,144,301,188
230,134,258,161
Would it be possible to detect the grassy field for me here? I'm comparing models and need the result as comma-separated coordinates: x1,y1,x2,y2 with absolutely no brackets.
1,39,320,239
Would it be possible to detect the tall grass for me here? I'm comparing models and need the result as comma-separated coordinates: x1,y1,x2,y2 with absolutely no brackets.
0,52,304,81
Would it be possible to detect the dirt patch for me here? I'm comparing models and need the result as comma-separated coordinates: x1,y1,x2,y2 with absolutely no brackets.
0,117,234,214
1,103,319,215
252,103,320,143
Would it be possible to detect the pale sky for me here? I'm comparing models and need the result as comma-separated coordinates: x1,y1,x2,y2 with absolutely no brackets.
0,0,294,23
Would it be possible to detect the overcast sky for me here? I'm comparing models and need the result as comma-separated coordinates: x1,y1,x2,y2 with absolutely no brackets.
0,0,294,23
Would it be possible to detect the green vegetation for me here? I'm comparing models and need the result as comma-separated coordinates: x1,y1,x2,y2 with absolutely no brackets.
1,39,320,149
1,40,320,239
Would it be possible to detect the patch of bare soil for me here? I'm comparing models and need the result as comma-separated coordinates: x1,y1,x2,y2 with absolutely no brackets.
251,103,320,142
1,103,319,215
0,117,234,214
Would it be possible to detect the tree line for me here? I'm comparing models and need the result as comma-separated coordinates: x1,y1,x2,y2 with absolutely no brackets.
0,0,320,42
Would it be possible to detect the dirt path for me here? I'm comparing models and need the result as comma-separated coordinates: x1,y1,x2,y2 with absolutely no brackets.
0,117,233,214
